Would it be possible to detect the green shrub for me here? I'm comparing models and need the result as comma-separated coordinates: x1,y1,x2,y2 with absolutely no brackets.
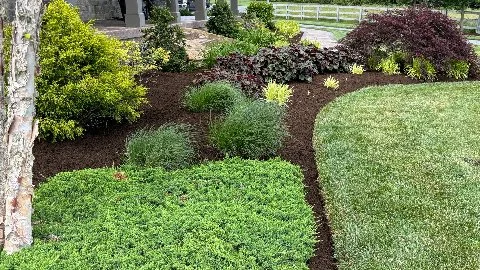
142,7,189,72
247,1,274,28
447,60,470,80
406,57,436,81
179,7,193,16
36,0,146,142
210,100,288,159
300,39,321,48
240,12,265,30
203,40,259,68
324,76,339,89
125,124,195,170
263,80,293,105
275,20,301,39
376,55,400,75
184,81,245,112
0,159,315,269
350,63,365,75
206,0,240,38
237,27,280,48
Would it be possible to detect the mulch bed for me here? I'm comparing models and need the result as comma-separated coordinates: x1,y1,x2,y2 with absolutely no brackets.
32,71,416,270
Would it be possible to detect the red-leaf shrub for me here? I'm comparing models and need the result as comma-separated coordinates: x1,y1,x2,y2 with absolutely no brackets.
341,7,478,77
193,68,265,98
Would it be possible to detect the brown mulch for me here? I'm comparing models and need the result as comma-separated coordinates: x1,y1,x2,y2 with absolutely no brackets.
32,71,416,270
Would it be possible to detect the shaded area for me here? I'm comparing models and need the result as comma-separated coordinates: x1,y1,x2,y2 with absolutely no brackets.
33,71,416,270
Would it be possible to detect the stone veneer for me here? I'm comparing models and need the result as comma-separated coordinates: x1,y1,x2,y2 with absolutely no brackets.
66,0,122,20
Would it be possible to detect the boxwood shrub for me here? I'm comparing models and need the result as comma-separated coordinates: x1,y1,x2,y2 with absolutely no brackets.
0,159,316,269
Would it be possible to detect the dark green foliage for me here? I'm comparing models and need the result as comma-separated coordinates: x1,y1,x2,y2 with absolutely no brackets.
206,0,240,38
36,0,146,141
210,100,288,159
125,124,195,170
246,1,275,28
142,7,189,72
179,7,193,16
184,81,246,112
203,40,259,68
0,159,316,269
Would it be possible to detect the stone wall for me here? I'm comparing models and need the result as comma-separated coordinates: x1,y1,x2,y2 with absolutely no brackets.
66,0,122,20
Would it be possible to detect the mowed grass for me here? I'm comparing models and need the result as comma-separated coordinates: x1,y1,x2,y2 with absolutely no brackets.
0,159,316,269
314,82,480,269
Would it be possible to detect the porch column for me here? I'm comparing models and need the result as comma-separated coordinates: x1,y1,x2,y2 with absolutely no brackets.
195,0,207,20
125,0,145,27
230,0,238,16
169,0,181,23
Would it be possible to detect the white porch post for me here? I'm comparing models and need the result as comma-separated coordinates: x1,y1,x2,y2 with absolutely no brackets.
230,0,238,15
125,0,145,27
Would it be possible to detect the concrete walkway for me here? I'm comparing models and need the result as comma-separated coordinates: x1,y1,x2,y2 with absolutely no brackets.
300,27,338,48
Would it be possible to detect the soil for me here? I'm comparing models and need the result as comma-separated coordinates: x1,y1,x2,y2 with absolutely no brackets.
32,71,416,270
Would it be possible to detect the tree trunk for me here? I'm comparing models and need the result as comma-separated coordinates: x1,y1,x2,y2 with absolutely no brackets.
1,0,42,254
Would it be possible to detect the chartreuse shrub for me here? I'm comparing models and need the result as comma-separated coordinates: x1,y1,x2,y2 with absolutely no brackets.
447,60,470,80
323,76,339,89
142,7,189,72
300,39,321,48
36,0,146,141
203,40,259,68
184,81,245,112
247,1,274,28
406,57,436,81
263,80,293,106
206,0,239,38
342,7,478,79
314,82,480,269
237,27,280,48
376,55,400,75
125,124,195,170
0,159,316,269
275,20,301,39
210,100,288,159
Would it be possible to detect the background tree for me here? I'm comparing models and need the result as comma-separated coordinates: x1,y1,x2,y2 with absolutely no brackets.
0,0,43,253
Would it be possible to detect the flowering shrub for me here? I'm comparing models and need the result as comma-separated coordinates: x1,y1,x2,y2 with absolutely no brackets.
342,7,478,78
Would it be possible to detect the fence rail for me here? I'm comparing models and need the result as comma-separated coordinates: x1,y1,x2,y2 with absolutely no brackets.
273,4,480,32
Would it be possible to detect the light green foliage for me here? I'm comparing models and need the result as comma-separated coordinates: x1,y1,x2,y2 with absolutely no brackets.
0,159,316,269
323,76,339,89
350,63,365,75
263,80,293,105
447,59,470,80
377,55,400,75
275,20,301,39
237,27,280,48
406,57,436,81
273,39,290,47
206,0,240,38
184,81,245,112
203,40,259,68
36,0,146,142
247,1,274,28
210,100,288,159
125,124,195,170
300,39,322,48
314,82,480,270
142,7,189,72
121,41,169,73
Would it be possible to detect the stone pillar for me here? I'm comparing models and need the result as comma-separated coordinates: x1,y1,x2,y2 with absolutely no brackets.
125,0,145,27
169,0,181,23
195,0,207,20
230,0,238,16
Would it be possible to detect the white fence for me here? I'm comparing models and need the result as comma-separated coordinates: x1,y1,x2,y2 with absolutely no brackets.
273,4,480,31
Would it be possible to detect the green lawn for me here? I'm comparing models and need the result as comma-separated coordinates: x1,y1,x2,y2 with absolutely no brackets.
0,159,315,269
314,82,480,269
475,45,480,55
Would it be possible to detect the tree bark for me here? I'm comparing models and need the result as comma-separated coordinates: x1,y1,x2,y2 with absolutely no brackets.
1,0,42,254
0,0,8,251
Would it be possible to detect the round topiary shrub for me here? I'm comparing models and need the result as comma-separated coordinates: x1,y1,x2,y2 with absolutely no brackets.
36,0,146,141
125,124,195,170
209,100,288,159
342,7,479,79
183,81,246,112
